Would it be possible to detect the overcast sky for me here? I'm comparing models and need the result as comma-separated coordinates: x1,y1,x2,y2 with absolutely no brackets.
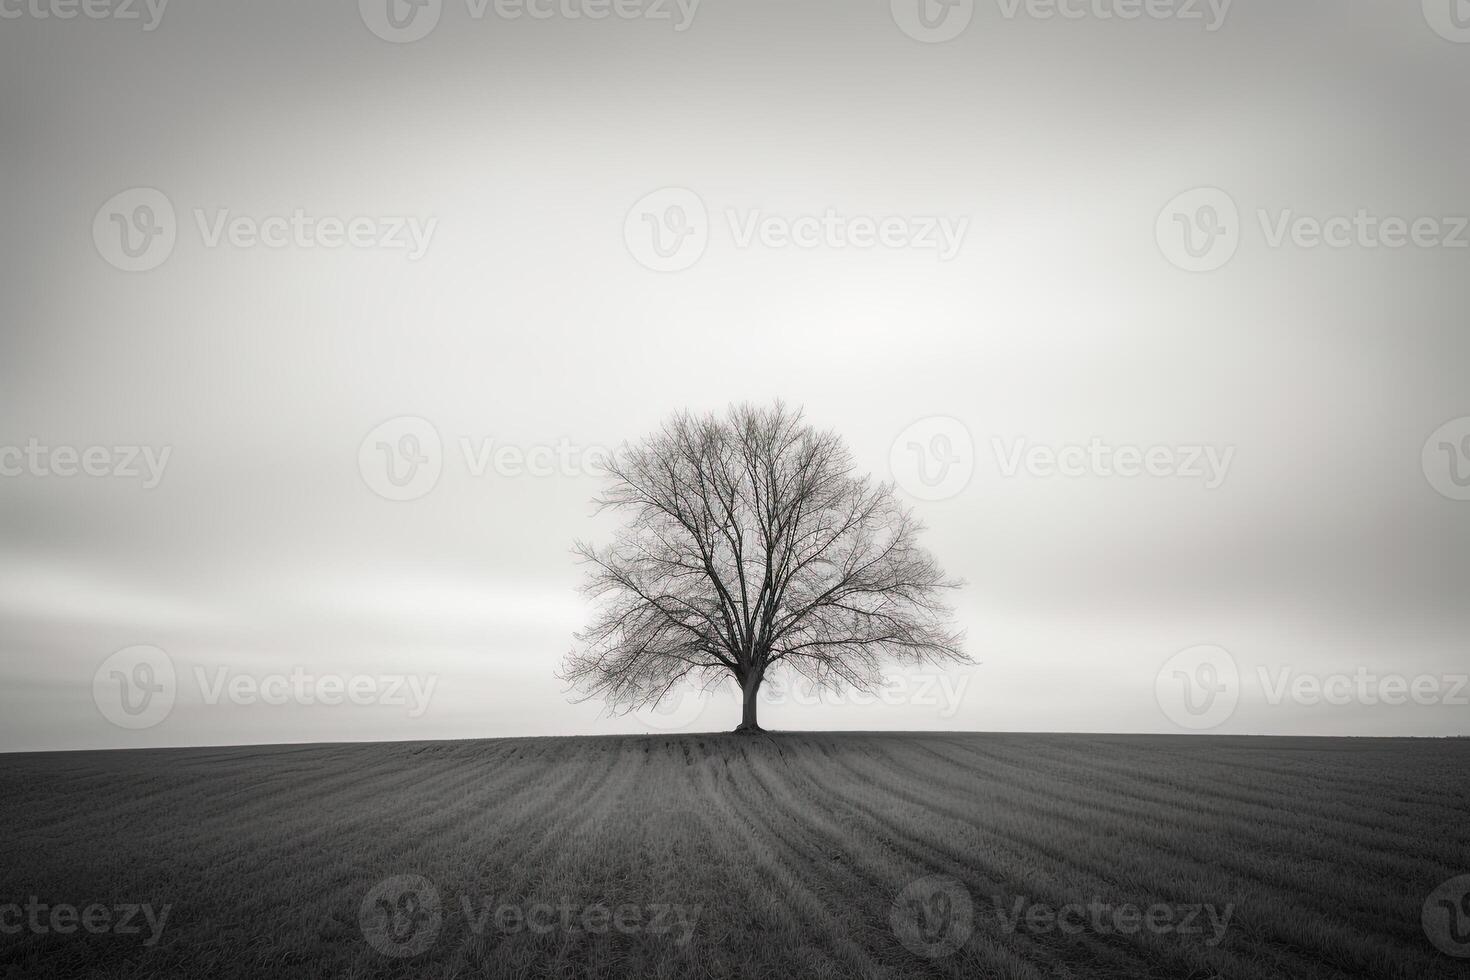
2,0,1468,751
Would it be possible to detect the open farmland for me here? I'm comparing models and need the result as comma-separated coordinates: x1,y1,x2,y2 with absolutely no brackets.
2,733,1467,978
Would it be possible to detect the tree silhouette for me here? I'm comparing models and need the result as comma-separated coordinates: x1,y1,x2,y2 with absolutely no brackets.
562,402,967,733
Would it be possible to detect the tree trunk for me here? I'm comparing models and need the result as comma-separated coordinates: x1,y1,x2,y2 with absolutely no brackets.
733,673,763,733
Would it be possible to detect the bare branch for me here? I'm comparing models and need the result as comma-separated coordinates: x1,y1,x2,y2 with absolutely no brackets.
559,402,969,728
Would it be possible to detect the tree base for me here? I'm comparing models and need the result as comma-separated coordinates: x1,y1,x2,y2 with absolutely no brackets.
732,723,764,735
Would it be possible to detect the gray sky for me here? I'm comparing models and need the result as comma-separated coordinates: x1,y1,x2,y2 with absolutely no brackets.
2,0,1468,751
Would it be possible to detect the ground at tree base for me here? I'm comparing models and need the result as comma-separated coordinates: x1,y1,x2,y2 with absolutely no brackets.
2,731,1467,979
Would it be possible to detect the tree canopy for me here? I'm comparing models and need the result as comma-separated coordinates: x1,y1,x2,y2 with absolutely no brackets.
561,402,967,732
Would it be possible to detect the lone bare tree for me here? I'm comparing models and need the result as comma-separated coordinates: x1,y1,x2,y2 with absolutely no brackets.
561,402,967,733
